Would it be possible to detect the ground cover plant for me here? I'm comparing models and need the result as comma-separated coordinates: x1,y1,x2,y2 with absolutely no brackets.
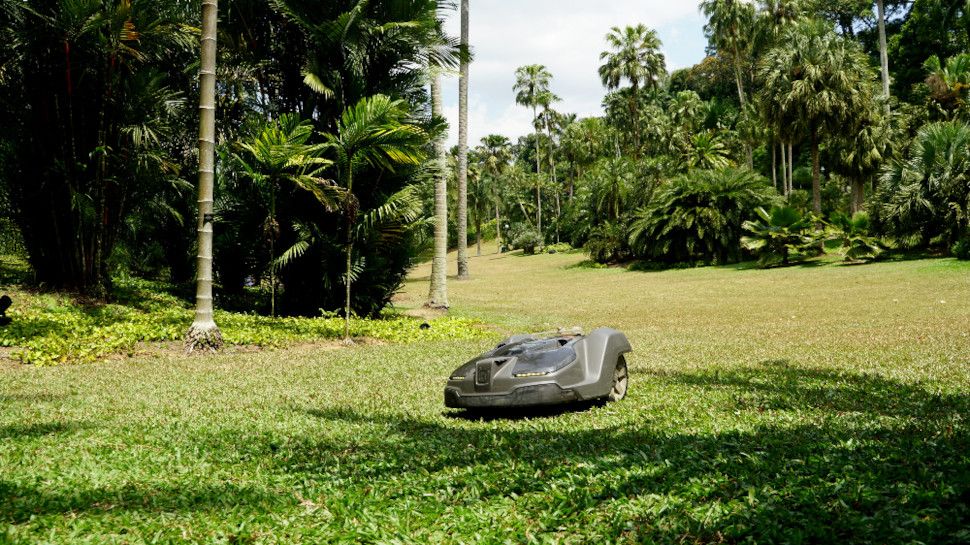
0,276,485,366
2,247,968,543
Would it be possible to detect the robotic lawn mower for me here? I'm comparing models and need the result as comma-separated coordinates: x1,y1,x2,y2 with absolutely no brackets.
444,327,631,409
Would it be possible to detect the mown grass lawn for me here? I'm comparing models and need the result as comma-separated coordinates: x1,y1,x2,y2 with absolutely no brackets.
2,248,969,544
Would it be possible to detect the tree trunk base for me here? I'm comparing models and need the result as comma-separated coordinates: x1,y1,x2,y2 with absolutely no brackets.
423,302,449,311
185,322,223,353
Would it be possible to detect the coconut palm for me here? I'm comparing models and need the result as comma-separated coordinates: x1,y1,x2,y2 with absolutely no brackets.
757,20,877,214
598,24,666,157
324,95,428,341
233,114,338,317
514,64,554,239
457,0,470,279
187,0,222,351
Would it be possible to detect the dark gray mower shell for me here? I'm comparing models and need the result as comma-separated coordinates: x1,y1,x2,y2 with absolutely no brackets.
444,327,632,409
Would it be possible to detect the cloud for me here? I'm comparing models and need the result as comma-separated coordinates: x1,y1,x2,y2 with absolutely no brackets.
439,0,708,147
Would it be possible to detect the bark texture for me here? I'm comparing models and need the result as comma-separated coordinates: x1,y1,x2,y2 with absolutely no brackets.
186,0,223,352
427,73,449,308
456,0,470,279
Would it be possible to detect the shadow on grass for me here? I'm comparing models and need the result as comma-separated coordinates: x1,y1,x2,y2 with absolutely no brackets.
2,366,968,543
0,421,90,440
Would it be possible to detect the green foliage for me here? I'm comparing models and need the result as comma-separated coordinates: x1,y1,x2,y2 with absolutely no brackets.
511,229,542,255
585,221,631,264
952,236,970,259
742,206,821,267
873,121,970,248
828,211,883,262
0,278,485,366
629,168,779,265
544,242,574,254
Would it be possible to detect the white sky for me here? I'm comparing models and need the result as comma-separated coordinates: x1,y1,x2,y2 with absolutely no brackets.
440,0,709,147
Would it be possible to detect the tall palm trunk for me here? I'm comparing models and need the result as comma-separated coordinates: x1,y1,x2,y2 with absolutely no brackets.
186,0,222,352
771,139,777,192
343,170,355,342
533,105,542,239
456,0,470,279
427,73,448,308
787,142,793,196
545,112,560,244
494,200,501,251
811,130,821,215
779,141,788,196
877,0,891,114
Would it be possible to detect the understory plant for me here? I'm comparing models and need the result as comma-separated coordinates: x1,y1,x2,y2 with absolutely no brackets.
742,206,821,268
828,211,883,262
628,168,779,265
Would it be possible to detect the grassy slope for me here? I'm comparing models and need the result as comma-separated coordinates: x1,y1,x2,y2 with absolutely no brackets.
1,247,968,544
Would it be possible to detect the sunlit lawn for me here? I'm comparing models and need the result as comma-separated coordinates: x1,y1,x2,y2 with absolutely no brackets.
2,246,969,543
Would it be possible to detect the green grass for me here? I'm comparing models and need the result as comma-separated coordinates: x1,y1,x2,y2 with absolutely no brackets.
2,247,969,543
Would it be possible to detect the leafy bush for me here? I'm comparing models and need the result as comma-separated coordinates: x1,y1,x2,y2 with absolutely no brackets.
828,212,883,262
512,229,542,255
585,221,631,264
629,168,780,265
952,237,970,260
742,206,821,267
0,278,487,366
545,242,573,254
872,121,970,249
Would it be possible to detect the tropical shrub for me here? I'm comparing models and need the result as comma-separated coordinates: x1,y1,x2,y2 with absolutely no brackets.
586,221,631,264
742,206,820,268
628,168,779,265
873,121,970,248
952,237,970,260
512,229,542,255
828,212,883,262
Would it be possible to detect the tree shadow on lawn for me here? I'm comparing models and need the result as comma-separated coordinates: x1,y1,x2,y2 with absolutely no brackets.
0,421,90,440
285,364,969,542
2,366,968,543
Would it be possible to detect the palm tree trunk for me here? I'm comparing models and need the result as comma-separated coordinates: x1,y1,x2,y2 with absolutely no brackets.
787,142,794,196
780,141,788,197
343,181,354,342
851,178,865,214
811,130,821,215
546,114,560,244
877,0,891,114
456,0,470,279
476,208,482,256
186,0,222,352
494,200,501,252
427,73,448,308
771,140,778,192
533,106,542,241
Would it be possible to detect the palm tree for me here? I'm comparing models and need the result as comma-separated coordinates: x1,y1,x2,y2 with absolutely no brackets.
457,0,471,279
598,24,666,158
701,0,756,107
537,92,563,242
757,20,877,214
186,0,222,352
325,95,428,341
234,115,337,317
514,64,554,239
427,71,449,309
479,134,512,248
